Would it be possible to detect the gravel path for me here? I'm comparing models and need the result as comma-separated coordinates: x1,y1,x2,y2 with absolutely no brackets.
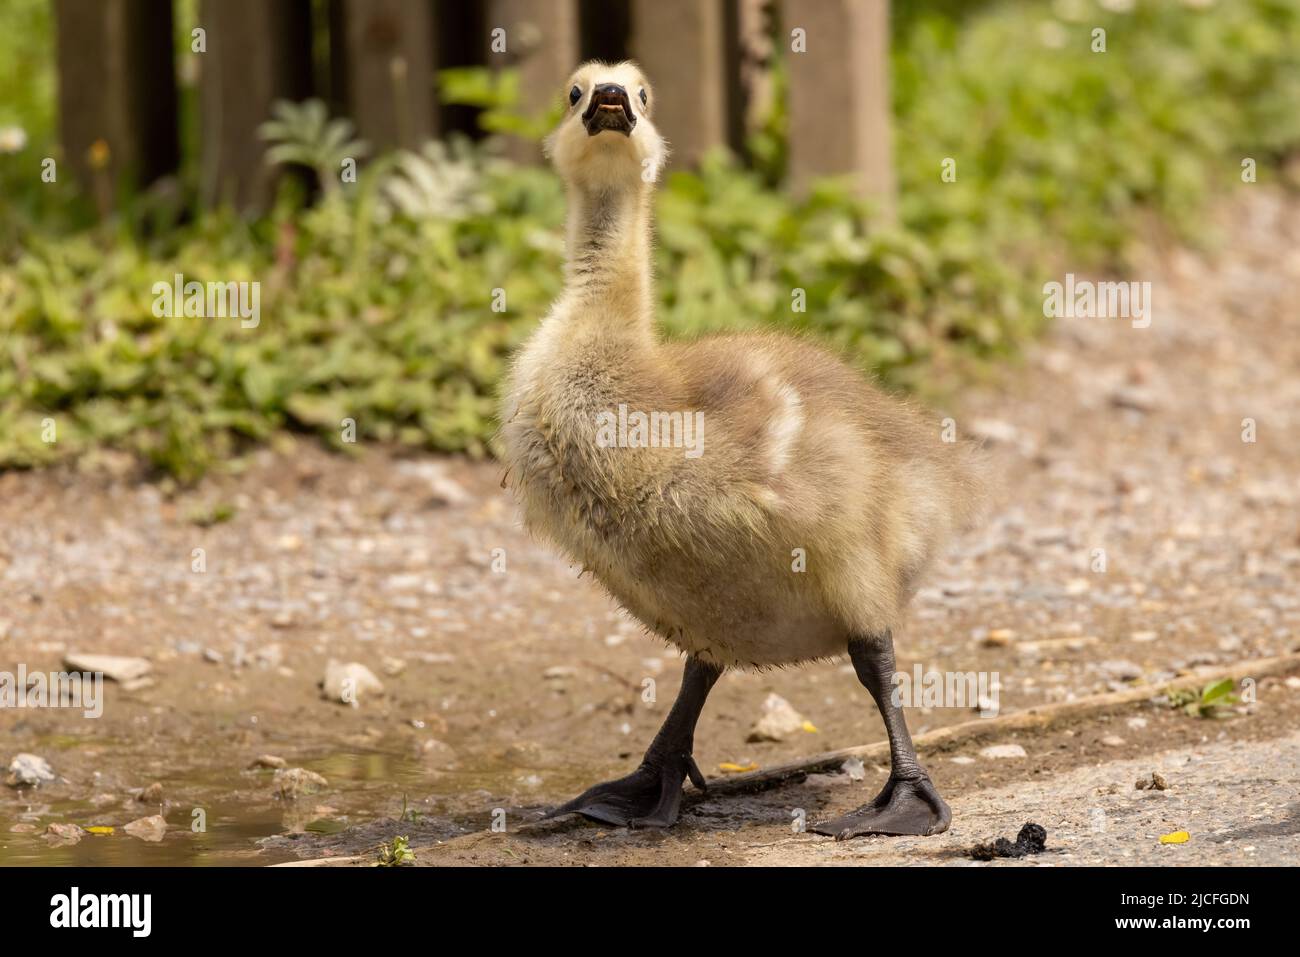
1,189,1298,865
744,731,1300,867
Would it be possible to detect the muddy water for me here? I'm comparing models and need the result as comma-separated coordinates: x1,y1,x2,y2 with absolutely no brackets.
1,728,513,865
3,736,385,865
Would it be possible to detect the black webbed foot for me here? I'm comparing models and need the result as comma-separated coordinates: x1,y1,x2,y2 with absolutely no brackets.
810,773,951,840
545,751,707,828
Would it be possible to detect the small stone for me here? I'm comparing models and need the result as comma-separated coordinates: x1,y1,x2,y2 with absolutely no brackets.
381,657,407,677
982,628,1016,648
44,823,85,846
1032,528,1070,546
274,767,328,800
6,753,55,787
399,461,471,506
123,815,168,842
251,754,288,770
968,418,1021,445
419,739,458,768
803,773,842,788
1110,385,1160,413
950,755,976,765
1100,659,1143,682
747,693,808,743
63,653,152,683
1130,631,1158,643
1126,717,1148,731
137,782,164,803
202,648,223,664
543,665,577,680
254,644,284,668
321,661,384,704
1101,735,1127,747
1135,772,1168,791
840,757,867,781
1284,676,1300,690
383,573,426,592
979,744,1027,759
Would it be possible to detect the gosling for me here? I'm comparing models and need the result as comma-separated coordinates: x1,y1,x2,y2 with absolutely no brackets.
499,61,985,839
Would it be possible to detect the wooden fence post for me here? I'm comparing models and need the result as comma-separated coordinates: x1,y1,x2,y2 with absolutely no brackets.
785,0,895,219
337,0,436,151
485,0,579,162
52,0,178,208
629,0,730,168
578,0,630,62
198,0,313,213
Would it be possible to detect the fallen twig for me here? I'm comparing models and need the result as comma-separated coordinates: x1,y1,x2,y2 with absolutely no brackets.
698,653,1300,797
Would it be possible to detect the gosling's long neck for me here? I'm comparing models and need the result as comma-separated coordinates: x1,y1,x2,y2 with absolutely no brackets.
561,179,655,343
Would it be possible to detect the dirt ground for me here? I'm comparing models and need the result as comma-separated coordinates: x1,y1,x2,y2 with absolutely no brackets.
2,190,1298,866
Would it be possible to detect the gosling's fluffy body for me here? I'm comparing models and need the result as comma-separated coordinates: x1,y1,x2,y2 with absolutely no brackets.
501,61,984,669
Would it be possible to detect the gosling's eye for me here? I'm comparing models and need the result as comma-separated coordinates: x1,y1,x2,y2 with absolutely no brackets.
569,85,582,106
639,88,648,107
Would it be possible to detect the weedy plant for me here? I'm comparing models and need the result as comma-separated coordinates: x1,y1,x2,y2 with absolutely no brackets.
376,835,416,867
1167,678,1240,719
259,99,369,198
396,793,423,824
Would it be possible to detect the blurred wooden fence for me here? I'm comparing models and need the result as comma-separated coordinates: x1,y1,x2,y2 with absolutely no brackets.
52,0,892,215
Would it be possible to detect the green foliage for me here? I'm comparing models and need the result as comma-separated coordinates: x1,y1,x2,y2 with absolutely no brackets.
260,99,369,196
2,0,1299,479
379,138,495,221
376,835,415,867
0,0,54,145
0,0,66,229
891,0,1300,266
438,67,561,142
1168,678,1240,719
188,502,237,527
0,150,1016,475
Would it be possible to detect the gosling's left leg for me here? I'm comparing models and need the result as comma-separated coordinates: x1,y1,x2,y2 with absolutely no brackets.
545,656,721,829
810,631,951,840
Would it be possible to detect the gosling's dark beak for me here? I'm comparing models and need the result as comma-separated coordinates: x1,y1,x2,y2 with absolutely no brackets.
582,83,636,137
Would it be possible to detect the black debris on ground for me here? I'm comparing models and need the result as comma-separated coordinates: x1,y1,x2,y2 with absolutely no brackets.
969,822,1048,861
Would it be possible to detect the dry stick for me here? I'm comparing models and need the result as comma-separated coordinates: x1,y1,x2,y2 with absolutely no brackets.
697,653,1300,798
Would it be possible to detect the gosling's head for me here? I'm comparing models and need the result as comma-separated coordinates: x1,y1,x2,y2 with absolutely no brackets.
546,61,667,190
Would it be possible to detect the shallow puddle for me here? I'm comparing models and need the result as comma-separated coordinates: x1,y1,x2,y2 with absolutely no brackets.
0,733,537,865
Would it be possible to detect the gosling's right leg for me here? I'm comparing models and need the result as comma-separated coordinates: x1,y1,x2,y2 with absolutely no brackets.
545,656,722,829
810,631,951,839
